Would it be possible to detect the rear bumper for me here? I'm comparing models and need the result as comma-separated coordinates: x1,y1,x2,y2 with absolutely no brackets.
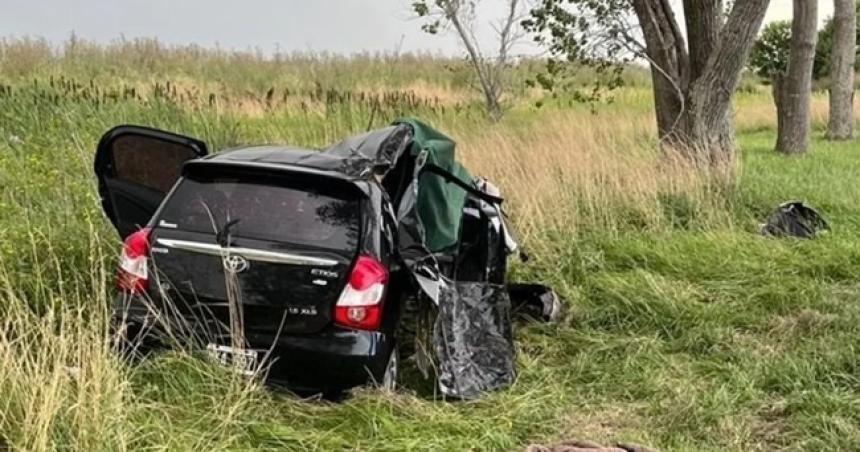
248,328,393,393
112,294,393,393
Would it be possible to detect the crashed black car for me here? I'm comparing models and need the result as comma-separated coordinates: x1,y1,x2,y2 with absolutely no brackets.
95,118,556,398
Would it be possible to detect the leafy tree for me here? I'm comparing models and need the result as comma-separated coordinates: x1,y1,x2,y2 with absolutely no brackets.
750,1,856,144
815,2,860,80
752,4,860,82
525,0,771,168
749,21,792,80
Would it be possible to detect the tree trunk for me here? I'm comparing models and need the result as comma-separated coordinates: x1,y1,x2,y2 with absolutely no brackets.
650,70,685,142
631,0,769,167
443,2,504,122
680,0,734,166
776,0,818,154
680,0,771,165
827,0,856,140
772,74,786,114
630,0,688,142
682,0,722,81
773,74,791,148
484,91,503,122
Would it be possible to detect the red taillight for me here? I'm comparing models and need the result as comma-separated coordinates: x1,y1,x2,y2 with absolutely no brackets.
116,228,152,295
334,255,388,331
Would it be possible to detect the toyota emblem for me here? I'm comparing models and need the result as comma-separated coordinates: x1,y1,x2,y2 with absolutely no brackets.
224,254,250,273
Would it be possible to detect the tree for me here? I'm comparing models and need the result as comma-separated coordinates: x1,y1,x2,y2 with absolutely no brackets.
754,5,860,82
412,0,530,121
749,20,819,150
814,2,860,80
749,21,792,114
749,21,792,82
526,0,771,168
775,0,817,154
827,0,856,140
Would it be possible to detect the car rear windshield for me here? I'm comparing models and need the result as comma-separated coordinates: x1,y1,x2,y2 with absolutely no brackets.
157,170,361,251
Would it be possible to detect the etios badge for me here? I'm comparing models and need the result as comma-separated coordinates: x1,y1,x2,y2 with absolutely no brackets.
224,255,250,273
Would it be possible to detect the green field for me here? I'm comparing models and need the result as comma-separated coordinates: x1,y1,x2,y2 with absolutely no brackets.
1,39,860,451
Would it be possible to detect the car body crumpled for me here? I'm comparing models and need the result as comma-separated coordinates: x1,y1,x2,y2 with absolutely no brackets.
363,119,519,399
94,117,554,398
433,280,515,399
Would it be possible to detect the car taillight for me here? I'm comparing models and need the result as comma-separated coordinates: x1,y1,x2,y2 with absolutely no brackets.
116,228,152,295
334,255,388,331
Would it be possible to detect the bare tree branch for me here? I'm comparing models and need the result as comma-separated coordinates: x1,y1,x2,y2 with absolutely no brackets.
414,0,532,121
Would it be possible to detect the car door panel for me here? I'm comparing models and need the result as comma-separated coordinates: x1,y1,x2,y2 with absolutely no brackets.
94,125,207,239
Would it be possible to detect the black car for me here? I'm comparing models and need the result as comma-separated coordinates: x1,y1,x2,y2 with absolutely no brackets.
95,119,556,397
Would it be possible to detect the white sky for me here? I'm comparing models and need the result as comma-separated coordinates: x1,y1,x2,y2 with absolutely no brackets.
0,0,836,56
765,0,833,25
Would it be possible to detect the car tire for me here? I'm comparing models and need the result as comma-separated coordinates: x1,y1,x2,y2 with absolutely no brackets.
380,348,398,391
110,316,161,361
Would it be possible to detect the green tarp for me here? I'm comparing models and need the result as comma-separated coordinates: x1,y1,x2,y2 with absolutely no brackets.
394,118,472,253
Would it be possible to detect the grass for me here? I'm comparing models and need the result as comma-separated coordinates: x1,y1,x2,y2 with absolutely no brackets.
1,38,860,450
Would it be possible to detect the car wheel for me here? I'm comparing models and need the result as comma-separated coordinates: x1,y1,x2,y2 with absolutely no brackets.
110,317,159,361
381,349,398,391
110,319,140,354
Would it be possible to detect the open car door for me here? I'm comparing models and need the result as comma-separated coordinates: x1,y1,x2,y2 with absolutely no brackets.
94,125,208,239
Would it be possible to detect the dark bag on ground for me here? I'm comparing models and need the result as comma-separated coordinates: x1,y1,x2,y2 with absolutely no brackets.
760,201,829,239
509,283,562,323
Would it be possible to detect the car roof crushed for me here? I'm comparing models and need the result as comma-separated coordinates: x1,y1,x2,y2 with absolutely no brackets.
203,124,409,178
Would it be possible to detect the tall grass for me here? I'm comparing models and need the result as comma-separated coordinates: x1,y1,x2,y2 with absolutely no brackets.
454,111,736,247
2,38,860,451
0,60,732,450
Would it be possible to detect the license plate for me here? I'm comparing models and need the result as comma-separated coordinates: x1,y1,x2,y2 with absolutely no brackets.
206,344,259,376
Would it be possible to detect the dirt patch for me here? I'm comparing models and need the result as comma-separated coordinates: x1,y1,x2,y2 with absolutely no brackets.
526,404,651,451
525,439,659,452
747,397,790,449
768,308,836,337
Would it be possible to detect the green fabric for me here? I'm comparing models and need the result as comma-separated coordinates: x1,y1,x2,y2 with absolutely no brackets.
394,118,472,252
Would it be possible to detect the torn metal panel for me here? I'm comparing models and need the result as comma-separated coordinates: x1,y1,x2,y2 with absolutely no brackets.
321,124,414,177
433,280,515,399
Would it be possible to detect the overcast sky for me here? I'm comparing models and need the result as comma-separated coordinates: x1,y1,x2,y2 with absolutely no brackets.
0,1,835,56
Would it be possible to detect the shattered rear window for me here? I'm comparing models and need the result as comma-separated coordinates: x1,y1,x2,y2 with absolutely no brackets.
157,171,360,251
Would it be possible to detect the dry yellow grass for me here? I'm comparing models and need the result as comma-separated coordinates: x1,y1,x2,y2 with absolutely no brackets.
94,78,467,118
356,80,476,104
733,91,846,132
0,238,129,450
0,230,265,451
449,109,734,252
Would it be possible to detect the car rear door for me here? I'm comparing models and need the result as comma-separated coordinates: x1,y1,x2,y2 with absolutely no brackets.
148,167,364,335
94,125,208,239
